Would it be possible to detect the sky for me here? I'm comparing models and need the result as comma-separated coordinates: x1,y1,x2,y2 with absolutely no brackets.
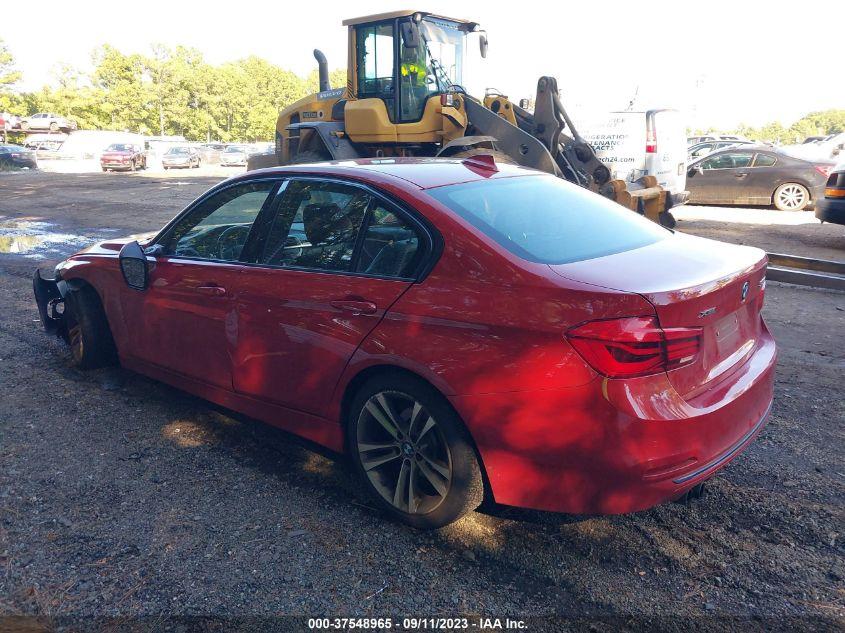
2,0,842,130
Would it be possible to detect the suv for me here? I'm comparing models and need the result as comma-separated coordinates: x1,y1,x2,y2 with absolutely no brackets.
20,113,78,133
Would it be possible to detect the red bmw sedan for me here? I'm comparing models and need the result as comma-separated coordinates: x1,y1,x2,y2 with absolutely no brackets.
34,157,776,529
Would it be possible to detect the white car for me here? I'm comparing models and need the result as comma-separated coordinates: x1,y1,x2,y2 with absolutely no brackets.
20,113,78,132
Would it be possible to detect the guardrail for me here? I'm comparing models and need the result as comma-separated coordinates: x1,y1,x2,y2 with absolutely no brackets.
767,253,845,291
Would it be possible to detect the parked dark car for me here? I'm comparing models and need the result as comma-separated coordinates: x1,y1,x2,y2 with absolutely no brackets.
686,146,835,211
815,166,845,225
687,139,753,161
0,144,37,169
33,158,775,529
100,143,147,172
162,146,201,169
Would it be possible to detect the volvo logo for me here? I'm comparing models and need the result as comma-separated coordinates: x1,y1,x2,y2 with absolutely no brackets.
741,281,750,302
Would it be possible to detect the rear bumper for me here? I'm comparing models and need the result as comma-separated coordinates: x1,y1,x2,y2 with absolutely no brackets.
815,197,845,225
450,322,776,515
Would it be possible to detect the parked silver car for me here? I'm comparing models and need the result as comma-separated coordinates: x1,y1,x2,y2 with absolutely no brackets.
20,113,78,132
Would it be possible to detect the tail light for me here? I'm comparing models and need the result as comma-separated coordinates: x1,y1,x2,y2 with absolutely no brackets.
566,316,701,379
646,126,657,154
815,165,832,177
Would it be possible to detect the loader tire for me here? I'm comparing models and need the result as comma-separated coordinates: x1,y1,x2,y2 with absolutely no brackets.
290,150,331,165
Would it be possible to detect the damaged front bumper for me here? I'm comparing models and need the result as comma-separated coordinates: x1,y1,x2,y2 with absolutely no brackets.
33,268,68,337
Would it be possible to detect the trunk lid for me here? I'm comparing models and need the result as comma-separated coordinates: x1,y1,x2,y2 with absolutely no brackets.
550,233,767,397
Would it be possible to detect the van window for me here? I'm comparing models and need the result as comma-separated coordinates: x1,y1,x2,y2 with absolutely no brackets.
427,175,668,265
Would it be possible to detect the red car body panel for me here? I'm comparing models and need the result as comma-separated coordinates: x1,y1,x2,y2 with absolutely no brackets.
49,159,776,514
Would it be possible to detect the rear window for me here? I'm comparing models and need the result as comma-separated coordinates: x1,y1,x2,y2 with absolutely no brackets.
427,175,669,264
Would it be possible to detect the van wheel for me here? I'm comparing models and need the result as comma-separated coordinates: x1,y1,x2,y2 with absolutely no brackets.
347,375,484,529
774,182,809,211
64,285,118,370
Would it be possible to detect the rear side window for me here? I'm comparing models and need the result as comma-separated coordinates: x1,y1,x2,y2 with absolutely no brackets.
753,153,777,167
427,175,668,265
355,202,421,277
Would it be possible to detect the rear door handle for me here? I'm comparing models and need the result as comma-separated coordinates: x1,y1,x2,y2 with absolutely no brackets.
197,284,227,297
330,299,378,315
734,172,748,178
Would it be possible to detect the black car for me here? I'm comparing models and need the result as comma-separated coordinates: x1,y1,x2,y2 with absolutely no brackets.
686,146,835,211
0,144,38,169
816,167,845,225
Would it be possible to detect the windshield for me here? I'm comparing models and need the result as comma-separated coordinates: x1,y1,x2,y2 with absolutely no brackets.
167,147,189,154
225,146,245,153
107,144,134,151
427,175,669,264
419,18,464,90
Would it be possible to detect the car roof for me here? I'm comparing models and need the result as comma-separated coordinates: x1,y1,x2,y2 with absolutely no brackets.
247,157,542,190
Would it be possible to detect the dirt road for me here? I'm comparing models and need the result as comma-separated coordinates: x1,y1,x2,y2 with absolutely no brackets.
0,172,843,628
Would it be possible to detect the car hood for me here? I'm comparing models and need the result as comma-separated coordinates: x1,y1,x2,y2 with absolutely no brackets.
72,232,157,256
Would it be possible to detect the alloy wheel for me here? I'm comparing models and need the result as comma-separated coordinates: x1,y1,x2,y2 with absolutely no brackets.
356,391,452,515
776,184,807,210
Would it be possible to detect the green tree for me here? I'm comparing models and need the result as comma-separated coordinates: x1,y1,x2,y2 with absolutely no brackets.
0,38,23,112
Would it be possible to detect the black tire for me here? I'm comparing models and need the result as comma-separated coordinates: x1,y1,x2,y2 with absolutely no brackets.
290,149,331,165
346,374,484,529
64,284,118,370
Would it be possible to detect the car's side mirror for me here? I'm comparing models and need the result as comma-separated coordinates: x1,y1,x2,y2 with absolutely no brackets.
119,240,149,291
688,166,703,177
479,32,489,58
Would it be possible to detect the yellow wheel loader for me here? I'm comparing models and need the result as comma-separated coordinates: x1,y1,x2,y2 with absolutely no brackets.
260,10,676,226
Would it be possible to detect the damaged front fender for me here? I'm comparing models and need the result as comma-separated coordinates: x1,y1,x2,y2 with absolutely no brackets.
33,268,69,338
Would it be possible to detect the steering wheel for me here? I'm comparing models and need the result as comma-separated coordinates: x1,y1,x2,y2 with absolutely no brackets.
215,225,251,260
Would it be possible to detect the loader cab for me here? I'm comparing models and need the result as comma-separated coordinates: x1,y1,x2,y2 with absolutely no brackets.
343,11,476,143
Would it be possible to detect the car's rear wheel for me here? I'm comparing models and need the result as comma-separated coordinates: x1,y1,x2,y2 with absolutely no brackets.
774,182,810,211
347,375,484,529
64,285,118,370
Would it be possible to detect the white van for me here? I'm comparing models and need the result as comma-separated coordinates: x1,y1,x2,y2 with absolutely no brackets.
580,109,689,208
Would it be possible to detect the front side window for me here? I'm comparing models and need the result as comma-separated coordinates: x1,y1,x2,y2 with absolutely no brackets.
700,152,754,170
161,181,276,261
427,175,668,265
258,180,369,272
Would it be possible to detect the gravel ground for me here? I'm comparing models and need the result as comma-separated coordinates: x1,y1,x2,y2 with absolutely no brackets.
0,172,843,629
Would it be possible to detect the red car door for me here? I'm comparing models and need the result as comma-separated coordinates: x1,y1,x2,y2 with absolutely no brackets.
233,177,428,417
120,179,279,389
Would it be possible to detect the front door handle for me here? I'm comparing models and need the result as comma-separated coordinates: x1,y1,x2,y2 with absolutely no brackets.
197,284,227,297
734,172,748,178
330,299,378,315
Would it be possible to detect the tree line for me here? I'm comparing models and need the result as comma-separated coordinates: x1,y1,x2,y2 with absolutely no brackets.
0,38,345,142
691,109,845,144
3,37,843,145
